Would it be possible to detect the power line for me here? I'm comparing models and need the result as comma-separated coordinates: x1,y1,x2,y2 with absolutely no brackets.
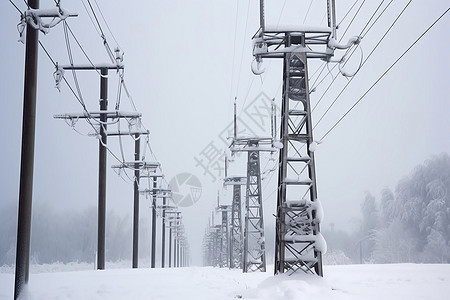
312,0,396,113
319,7,450,142
303,0,313,24
339,0,394,72
64,22,104,77
313,0,413,131
10,0,173,205
80,0,102,37
86,0,105,38
9,0,22,14
235,0,251,98
238,0,287,114
92,0,122,50
228,0,240,119
63,21,88,111
362,0,394,37
79,0,115,62
357,0,385,37
337,0,359,28
339,0,366,42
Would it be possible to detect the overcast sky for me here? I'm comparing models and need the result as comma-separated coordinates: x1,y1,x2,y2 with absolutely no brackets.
1,0,449,265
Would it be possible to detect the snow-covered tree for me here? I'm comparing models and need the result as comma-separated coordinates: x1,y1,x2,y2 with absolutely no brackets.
379,188,395,227
373,153,450,263
372,218,418,263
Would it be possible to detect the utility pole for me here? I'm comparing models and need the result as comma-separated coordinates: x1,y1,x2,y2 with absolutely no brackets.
160,201,175,268
168,219,173,267
14,1,39,298
109,129,150,268
151,177,157,267
166,212,180,268
252,0,358,276
161,197,166,268
140,185,171,268
133,134,141,268
14,3,77,298
55,64,127,270
98,67,108,270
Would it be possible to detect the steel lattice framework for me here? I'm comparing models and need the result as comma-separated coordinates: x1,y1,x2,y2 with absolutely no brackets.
217,205,231,268
243,143,266,272
230,138,277,273
277,50,324,276
252,0,358,276
256,42,327,275
224,176,246,269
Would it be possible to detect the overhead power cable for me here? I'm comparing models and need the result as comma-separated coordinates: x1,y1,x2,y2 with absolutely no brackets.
339,0,366,42
303,0,313,24
93,0,122,50
337,0,360,28
9,0,22,13
86,0,105,38
319,7,450,142
312,0,396,112
228,0,240,118
313,0,413,130
235,0,251,98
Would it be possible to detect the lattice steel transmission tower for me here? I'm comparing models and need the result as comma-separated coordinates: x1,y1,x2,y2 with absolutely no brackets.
229,97,278,272
223,176,246,269
216,203,231,268
252,0,358,276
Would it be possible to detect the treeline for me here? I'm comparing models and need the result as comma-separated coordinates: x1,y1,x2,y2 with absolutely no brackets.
0,203,151,266
324,153,450,264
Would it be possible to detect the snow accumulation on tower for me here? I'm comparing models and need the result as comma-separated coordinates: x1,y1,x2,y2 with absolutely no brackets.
252,0,359,276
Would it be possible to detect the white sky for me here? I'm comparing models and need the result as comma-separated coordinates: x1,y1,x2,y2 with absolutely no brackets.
1,0,449,265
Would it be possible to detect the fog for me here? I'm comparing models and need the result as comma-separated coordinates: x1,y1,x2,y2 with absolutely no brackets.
1,0,449,266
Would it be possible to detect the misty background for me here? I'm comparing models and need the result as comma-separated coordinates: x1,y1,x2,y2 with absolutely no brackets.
1,0,449,267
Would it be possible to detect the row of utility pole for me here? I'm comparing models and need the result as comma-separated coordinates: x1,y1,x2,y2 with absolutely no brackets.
13,2,189,299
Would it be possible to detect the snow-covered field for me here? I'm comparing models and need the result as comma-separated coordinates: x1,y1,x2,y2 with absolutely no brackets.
1,264,449,300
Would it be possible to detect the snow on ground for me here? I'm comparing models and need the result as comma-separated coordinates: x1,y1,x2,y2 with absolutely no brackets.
1,263,449,300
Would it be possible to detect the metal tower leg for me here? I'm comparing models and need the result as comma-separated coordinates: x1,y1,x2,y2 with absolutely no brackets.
243,141,266,272
230,184,243,269
275,48,323,276
220,209,229,267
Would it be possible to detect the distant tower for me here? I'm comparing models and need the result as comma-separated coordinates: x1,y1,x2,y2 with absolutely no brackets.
243,140,266,272
216,201,231,268
224,176,246,269
229,97,278,273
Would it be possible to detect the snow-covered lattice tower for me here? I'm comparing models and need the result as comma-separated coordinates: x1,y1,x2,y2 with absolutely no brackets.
230,138,277,272
223,176,246,269
216,203,231,268
252,0,358,276
229,96,279,272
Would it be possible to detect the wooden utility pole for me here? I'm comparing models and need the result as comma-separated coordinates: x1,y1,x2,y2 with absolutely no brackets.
161,197,166,268
109,130,149,268
14,0,39,298
151,177,157,268
97,67,108,270
133,134,141,268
